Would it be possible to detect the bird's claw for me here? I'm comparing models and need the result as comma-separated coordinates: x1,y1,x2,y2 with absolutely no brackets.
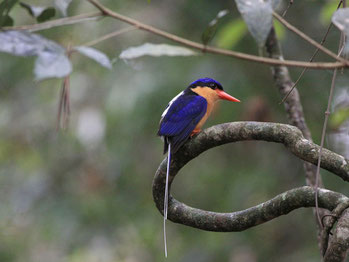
190,129,201,137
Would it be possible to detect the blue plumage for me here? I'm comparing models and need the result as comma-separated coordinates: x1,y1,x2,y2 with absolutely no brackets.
158,93,207,153
158,78,240,257
158,90,208,257
190,77,223,89
158,89,209,258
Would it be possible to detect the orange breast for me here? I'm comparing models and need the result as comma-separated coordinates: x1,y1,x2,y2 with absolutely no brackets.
191,87,220,132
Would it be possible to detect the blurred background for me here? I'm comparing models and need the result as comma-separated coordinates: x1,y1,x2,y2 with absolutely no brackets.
0,0,349,261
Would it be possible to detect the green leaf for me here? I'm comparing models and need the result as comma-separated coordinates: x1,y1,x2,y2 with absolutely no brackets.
34,50,72,80
332,8,349,34
332,8,349,55
201,9,229,46
215,19,247,49
20,2,56,22
0,0,19,27
1,15,13,26
0,30,60,56
54,0,72,17
0,0,18,15
119,43,197,60
37,7,55,22
20,2,45,17
0,30,72,79
234,0,273,46
74,46,112,69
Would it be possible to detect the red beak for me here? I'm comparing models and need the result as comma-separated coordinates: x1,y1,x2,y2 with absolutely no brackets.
216,89,240,102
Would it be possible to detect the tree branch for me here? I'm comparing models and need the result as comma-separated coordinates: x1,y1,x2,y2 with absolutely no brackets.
153,122,349,232
272,11,349,66
265,29,327,235
1,11,102,32
81,26,136,47
265,29,314,144
157,185,347,232
86,0,347,70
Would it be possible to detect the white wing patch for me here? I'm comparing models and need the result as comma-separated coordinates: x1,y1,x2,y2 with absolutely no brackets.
161,91,184,119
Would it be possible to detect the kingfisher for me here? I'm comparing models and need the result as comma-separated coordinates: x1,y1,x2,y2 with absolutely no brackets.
157,77,240,257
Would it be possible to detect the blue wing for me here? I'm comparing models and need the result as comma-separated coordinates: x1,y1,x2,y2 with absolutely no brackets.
158,94,207,153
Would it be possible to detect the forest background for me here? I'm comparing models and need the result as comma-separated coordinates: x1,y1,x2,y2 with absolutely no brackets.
0,0,349,261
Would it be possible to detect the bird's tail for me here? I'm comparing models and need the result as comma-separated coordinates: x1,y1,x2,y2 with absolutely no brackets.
164,142,171,258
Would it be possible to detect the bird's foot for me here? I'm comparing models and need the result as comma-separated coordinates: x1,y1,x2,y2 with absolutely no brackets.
190,129,201,137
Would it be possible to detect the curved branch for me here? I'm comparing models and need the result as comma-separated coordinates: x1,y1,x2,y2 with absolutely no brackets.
87,0,347,70
153,122,349,231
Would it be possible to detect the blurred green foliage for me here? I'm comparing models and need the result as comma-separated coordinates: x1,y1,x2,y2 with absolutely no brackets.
330,107,349,130
216,18,247,49
0,0,18,26
320,1,339,25
201,9,229,46
19,3,56,23
216,18,284,49
0,0,348,262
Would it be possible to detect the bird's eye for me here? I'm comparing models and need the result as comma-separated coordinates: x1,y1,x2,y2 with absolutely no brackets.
209,83,216,89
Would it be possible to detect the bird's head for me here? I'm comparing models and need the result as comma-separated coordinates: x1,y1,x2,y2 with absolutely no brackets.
188,77,240,103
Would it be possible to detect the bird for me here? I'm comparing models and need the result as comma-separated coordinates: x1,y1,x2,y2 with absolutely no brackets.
157,77,240,257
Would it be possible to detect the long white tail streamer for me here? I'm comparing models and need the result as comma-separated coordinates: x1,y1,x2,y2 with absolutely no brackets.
164,143,171,257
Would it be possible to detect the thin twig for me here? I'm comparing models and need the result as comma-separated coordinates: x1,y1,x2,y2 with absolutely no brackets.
315,33,345,230
273,11,349,65
63,76,71,129
280,0,343,103
315,68,338,229
2,11,103,32
67,27,136,57
57,75,71,130
280,26,333,103
83,26,136,47
57,45,73,131
86,0,347,70
282,0,293,17
265,27,328,251
57,77,65,131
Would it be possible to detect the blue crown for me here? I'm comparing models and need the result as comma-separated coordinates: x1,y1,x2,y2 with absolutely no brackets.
190,77,223,88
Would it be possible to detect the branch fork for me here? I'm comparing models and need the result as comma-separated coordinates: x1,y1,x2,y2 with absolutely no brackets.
153,122,349,260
